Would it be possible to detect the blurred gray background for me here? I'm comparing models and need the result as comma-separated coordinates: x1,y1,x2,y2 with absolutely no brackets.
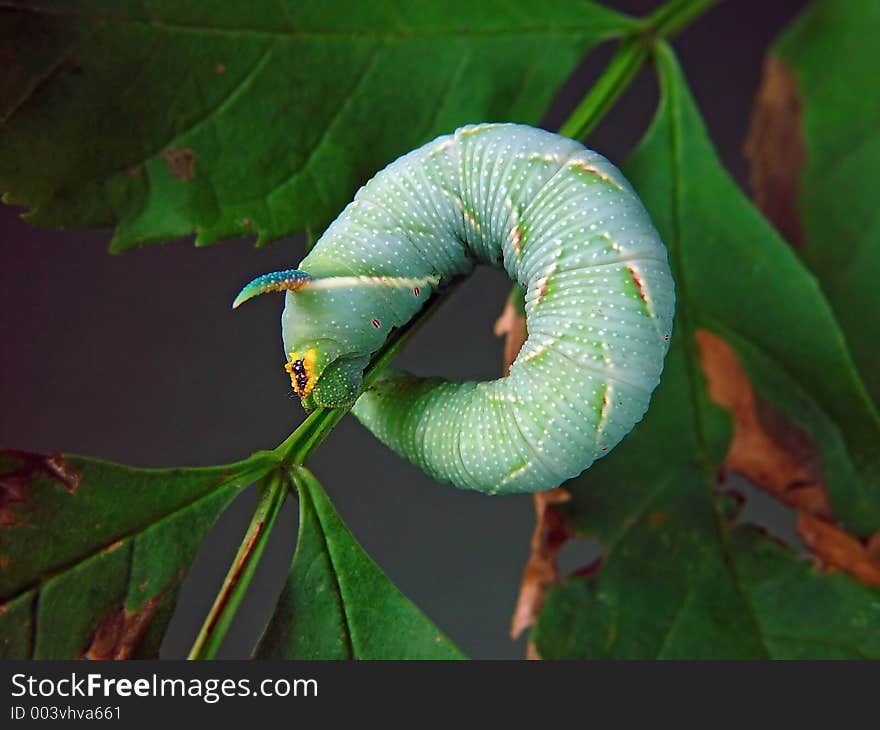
0,0,807,658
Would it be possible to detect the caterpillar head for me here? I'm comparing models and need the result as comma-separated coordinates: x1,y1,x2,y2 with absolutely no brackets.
233,269,375,409
280,343,369,410
283,348,320,398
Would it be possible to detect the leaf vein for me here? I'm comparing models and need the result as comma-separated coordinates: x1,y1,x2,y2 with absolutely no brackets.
299,480,355,659
265,41,386,211
0,36,82,125
0,5,633,41
1,474,247,605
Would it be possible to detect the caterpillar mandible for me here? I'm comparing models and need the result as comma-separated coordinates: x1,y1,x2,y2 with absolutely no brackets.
235,124,675,495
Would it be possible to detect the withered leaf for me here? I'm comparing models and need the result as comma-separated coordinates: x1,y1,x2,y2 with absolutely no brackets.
744,57,805,246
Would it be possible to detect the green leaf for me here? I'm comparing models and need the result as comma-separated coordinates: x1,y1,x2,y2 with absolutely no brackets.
537,513,880,659
747,0,880,406
532,45,880,659
256,466,463,659
0,0,635,251
0,449,272,658
634,44,880,536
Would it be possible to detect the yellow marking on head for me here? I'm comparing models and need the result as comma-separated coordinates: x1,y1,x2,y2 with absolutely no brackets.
284,348,318,398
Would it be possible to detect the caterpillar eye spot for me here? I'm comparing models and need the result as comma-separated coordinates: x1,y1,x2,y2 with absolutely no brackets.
371,318,381,329
412,287,419,297
284,349,318,398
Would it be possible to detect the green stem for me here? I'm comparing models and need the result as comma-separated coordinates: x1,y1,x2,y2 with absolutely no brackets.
187,471,286,660
648,0,720,39
559,0,718,142
558,36,649,141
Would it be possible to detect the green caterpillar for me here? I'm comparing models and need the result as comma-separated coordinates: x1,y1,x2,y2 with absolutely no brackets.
235,123,674,494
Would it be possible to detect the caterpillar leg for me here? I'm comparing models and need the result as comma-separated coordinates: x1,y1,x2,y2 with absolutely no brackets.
311,355,370,408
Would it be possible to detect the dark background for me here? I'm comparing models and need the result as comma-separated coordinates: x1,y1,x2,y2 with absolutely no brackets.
0,0,808,659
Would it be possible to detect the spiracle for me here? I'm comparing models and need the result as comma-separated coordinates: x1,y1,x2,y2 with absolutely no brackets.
235,124,674,494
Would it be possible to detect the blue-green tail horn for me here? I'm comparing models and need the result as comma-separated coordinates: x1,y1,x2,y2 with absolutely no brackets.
232,269,312,309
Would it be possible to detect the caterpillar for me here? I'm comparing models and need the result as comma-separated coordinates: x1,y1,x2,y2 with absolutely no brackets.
235,123,674,494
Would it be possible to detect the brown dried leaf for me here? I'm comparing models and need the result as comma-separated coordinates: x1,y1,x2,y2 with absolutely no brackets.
525,640,541,660
744,56,806,246
696,329,831,518
697,329,880,584
82,596,163,660
510,488,572,639
797,513,880,587
493,296,528,377
868,532,880,563
0,451,80,528
160,147,196,181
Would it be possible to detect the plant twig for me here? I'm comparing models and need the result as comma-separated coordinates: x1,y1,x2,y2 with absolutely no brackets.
558,36,649,141
559,0,719,141
188,471,287,660
648,0,719,39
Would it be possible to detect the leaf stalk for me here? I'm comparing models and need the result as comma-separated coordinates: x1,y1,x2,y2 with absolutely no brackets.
187,471,287,660
559,0,718,141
